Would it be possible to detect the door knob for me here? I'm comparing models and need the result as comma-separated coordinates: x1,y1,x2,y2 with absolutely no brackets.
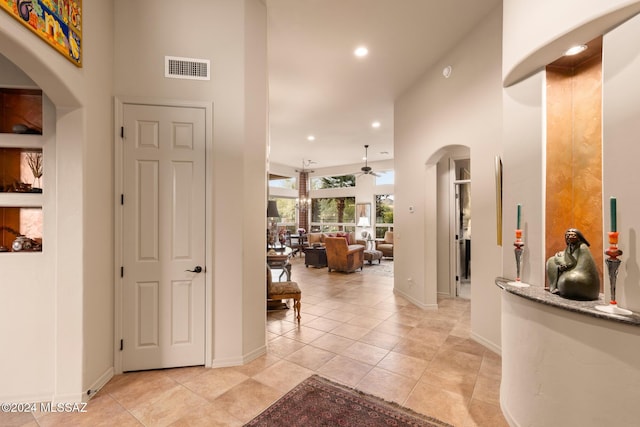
185,266,203,273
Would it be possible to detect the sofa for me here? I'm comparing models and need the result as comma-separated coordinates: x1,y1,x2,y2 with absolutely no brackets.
305,231,364,249
376,231,394,258
324,237,365,273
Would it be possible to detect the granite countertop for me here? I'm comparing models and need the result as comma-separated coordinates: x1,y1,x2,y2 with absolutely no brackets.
495,277,640,327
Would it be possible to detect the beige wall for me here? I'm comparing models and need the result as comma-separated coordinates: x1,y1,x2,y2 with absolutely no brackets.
501,2,640,425
82,0,116,395
394,5,503,350
501,71,545,285
501,2,640,308
0,0,114,402
113,0,268,367
0,0,268,402
603,12,640,312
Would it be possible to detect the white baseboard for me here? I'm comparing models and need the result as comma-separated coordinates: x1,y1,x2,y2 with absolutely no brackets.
84,367,114,402
500,398,518,427
471,331,502,356
211,356,244,368
211,345,266,368
52,392,85,404
393,288,439,310
242,345,267,364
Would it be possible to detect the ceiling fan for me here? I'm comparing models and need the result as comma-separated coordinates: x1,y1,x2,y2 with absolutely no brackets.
356,145,380,177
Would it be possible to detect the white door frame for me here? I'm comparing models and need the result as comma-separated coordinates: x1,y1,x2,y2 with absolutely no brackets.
113,96,213,374
448,155,471,298
448,158,457,298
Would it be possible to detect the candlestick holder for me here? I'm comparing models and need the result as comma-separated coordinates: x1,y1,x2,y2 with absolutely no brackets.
596,232,632,315
509,229,529,287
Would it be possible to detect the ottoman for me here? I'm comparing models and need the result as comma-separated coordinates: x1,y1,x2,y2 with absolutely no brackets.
364,249,383,265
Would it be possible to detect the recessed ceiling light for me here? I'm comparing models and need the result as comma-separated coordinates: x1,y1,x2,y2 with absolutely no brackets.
307,135,315,141
354,46,368,57
563,45,587,56
371,121,381,128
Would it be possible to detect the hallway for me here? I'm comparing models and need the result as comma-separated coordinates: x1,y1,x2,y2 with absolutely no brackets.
2,256,506,426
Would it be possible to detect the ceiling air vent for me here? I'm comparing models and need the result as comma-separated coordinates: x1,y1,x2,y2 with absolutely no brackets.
165,56,210,80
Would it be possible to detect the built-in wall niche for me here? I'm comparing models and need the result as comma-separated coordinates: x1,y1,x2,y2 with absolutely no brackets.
0,207,42,252
545,35,604,290
0,148,43,193
0,88,42,134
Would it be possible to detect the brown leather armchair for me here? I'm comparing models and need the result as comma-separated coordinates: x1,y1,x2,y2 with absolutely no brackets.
376,231,394,258
324,237,365,273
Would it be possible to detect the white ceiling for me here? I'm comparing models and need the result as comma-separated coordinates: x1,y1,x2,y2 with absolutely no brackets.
266,0,500,171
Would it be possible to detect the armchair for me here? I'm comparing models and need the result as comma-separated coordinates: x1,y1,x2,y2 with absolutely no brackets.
376,231,394,258
324,237,365,273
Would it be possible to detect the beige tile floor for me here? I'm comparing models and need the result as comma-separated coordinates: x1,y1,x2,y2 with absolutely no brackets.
3,256,507,427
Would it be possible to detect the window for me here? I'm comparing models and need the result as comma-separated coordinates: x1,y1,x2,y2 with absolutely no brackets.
310,197,355,232
269,176,296,189
375,170,394,185
375,194,394,238
272,197,296,231
310,174,356,190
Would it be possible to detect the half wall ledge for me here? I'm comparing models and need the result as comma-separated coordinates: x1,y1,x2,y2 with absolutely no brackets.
496,277,640,427
495,277,640,326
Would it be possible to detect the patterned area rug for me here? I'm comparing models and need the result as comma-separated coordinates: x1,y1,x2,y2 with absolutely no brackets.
245,375,452,427
361,259,394,277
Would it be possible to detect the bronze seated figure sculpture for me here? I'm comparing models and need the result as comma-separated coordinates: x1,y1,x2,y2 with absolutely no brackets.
546,228,600,301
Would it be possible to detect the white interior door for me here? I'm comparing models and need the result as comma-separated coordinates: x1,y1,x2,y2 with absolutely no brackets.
121,103,206,371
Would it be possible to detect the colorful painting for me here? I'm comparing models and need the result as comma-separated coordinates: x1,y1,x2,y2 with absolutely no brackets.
0,0,82,67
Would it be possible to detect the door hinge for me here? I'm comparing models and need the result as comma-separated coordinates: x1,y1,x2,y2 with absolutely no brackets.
120,126,124,138
120,266,124,278
120,339,123,351
121,194,124,205
456,275,459,282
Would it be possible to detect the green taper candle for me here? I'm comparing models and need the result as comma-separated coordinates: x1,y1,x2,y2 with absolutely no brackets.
517,204,521,229
610,197,617,232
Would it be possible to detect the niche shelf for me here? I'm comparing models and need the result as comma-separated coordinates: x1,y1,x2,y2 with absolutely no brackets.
0,88,44,252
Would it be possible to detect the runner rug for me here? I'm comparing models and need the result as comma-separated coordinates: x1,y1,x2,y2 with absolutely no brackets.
244,374,453,426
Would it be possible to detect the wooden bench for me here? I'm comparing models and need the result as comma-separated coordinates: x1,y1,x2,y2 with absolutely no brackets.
266,265,301,322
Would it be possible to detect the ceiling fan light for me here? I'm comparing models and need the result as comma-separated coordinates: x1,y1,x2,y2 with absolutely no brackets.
356,144,377,176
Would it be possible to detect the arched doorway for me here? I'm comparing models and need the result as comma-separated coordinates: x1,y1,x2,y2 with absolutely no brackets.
452,157,471,299
427,145,471,300
0,20,86,401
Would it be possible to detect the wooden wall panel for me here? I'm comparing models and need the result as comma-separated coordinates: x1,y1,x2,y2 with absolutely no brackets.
0,207,20,249
0,89,42,134
545,52,603,290
546,68,574,263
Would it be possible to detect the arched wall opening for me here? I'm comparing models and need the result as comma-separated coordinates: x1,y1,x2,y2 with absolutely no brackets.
0,16,87,402
425,144,471,302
